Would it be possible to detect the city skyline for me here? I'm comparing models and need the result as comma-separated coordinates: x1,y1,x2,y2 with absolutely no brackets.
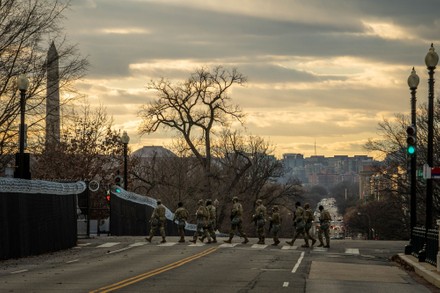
63,0,440,159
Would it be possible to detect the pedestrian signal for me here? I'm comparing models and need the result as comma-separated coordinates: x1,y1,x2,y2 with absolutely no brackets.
105,192,111,202
406,125,416,155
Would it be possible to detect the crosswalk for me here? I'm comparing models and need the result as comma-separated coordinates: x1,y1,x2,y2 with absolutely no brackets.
77,241,361,255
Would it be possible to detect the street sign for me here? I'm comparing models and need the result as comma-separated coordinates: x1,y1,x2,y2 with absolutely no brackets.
432,167,440,178
423,164,431,179
422,164,440,179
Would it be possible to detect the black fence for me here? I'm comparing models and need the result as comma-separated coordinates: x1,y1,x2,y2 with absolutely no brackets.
0,179,85,260
109,186,196,236
409,226,438,266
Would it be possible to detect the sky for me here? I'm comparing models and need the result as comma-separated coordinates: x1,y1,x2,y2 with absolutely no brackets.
63,0,440,159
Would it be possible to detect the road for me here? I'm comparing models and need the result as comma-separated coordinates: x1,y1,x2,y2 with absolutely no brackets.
0,237,435,292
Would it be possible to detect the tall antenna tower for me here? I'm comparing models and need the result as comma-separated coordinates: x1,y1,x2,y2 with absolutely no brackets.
314,139,317,155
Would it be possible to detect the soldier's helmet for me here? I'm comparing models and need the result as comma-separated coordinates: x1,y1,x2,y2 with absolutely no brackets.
206,199,212,205
272,205,279,211
232,196,239,202
156,199,162,204
256,199,262,205
198,199,204,205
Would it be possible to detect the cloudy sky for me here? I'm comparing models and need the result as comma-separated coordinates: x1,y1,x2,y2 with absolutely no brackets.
63,0,440,159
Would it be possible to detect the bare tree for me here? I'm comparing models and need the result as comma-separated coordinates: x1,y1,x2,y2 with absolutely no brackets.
0,0,88,170
33,103,123,182
139,66,246,194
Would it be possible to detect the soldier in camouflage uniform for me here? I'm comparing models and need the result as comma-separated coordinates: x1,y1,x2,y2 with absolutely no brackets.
173,201,189,243
146,199,167,243
224,196,249,244
253,199,267,244
318,205,332,248
269,205,281,246
303,203,317,247
200,199,217,243
286,201,307,247
190,199,210,244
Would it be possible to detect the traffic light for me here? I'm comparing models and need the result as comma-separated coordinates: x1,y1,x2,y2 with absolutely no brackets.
105,191,111,203
114,174,123,187
406,125,416,155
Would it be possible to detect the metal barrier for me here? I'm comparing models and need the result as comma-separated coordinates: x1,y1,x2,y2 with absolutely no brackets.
0,178,85,260
410,226,438,266
109,186,196,236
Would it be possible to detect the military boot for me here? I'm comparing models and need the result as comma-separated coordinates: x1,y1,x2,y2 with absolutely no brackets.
286,240,294,246
178,236,185,243
261,237,265,245
145,236,152,243
242,235,249,244
190,237,197,244
223,235,233,243
160,237,166,243
212,236,217,243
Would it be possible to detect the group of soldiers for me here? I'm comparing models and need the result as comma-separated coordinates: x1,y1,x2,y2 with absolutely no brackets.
146,197,332,249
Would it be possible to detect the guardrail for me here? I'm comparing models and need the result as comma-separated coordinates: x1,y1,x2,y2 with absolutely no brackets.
409,226,438,266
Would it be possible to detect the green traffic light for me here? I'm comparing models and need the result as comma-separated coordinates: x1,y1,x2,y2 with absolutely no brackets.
407,145,416,155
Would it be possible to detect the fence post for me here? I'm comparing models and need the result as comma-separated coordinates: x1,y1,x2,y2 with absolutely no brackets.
437,220,440,271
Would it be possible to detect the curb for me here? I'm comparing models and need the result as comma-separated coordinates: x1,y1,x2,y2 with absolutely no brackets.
397,253,440,289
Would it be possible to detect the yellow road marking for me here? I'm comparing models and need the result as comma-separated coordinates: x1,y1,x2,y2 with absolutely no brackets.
90,246,218,293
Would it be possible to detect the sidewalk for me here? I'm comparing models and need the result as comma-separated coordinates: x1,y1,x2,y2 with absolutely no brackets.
397,253,440,289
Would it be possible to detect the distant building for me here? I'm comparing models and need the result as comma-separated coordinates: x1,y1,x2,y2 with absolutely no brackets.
132,146,177,158
280,153,376,192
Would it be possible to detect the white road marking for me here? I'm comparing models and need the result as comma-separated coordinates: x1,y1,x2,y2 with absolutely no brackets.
129,242,147,247
188,242,206,247
345,248,360,255
77,243,91,247
66,259,79,264
283,282,289,287
158,242,177,247
11,269,28,274
97,242,120,248
281,245,297,250
251,244,268,249
292,251,305,273
107,247,132,254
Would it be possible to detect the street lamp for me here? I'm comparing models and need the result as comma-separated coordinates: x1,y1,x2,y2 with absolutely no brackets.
14,74,30,179
405,67,419,255
425,43,438,229
121,131,130,190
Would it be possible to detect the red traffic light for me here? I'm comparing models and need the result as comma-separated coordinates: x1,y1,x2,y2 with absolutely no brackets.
105,191,110,202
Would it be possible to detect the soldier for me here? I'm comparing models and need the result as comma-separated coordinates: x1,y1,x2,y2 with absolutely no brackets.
224,196,249,244
190,199,210,244
286,201,308,247
269,205,281,246
303,203,317,247
253,199,267,244
200,199,217,243
173,201,189,243
317,205,332,248
146,199,167,243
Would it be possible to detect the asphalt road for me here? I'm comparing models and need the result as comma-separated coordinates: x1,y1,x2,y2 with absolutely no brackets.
0,237,435,292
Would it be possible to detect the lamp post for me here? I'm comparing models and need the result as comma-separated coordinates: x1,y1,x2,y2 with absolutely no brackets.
425,43,438,229
405,68,419,255
121,131,130,190
15,74,30,179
